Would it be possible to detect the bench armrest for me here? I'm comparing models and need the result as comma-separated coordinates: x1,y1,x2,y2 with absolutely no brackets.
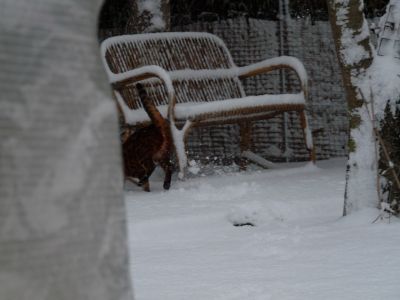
238,56,309,99
110,65,177,120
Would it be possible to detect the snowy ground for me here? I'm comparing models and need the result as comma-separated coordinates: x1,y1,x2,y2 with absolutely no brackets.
125,158,400,300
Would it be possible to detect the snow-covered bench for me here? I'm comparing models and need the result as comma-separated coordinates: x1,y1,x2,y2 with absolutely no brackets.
101,32,315,177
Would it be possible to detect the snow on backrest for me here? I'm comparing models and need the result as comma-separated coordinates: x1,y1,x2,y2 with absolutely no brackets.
101,32,245,108
102,32,235,73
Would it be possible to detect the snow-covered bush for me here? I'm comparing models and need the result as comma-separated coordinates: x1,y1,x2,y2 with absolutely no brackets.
379,100,400,213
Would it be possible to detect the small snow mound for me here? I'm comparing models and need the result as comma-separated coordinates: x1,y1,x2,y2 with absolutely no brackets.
263,145,282,157
227,204,260,227
188,160,200,175
303,161,319,171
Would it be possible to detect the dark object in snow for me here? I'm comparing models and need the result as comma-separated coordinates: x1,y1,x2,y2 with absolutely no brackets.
228,207,258,227
122,83,173,192
364,0,390,18
233,222,255,227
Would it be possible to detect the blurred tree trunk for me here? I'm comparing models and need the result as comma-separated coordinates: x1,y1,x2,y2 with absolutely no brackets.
162,0,171,30
0,0,134,299
327,0,376,215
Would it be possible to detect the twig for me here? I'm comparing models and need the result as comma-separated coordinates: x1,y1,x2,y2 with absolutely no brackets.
372,202,395,224
359,88,382,203
370,86,382,201
359,89,400,191
359,88,400,222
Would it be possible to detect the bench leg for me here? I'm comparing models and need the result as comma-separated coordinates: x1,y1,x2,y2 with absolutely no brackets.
239,121,252,170
299,111,316,162
170,120,192,179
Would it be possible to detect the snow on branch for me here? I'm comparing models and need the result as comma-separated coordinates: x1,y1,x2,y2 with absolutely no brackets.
335,0,372,66
138,0,165,31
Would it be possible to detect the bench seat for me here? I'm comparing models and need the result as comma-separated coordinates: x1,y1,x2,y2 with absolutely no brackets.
117,92,306,125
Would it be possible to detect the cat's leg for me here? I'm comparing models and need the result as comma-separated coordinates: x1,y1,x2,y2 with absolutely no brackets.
126,176,150,192
139,163,156,192
135,161,156,192
126,177,140,186
138,175,151,192
142,179,150,192
160,160,173,190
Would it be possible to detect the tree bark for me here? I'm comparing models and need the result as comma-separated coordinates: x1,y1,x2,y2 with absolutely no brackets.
327,0,376,215
0,1,134,299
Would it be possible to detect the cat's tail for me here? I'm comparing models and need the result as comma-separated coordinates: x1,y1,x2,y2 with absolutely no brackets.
136,83,168,131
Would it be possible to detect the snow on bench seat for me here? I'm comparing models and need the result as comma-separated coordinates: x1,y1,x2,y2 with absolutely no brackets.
116,92,306,125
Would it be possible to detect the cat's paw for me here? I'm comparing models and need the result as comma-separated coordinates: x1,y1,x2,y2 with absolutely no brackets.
163,181,171,190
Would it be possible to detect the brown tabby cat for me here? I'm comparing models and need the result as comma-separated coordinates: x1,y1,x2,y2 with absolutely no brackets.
122,83,173,192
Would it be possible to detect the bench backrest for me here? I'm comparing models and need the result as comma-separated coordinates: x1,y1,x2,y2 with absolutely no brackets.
101,32,245,110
